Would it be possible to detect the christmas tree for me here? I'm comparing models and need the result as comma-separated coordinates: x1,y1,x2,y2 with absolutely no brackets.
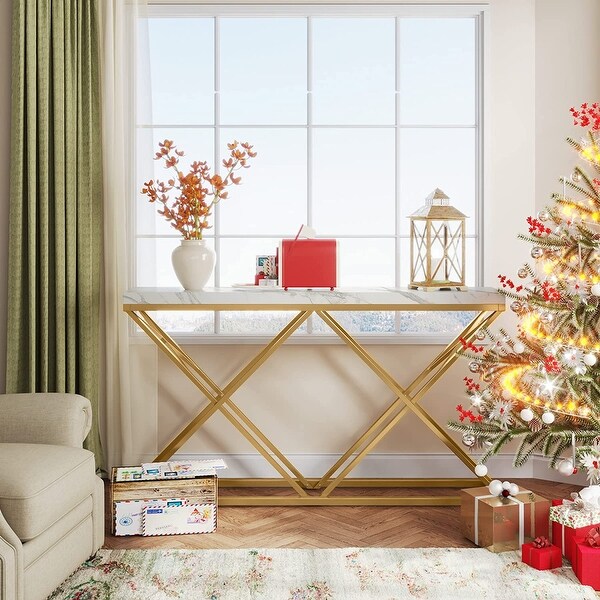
448,102,600,483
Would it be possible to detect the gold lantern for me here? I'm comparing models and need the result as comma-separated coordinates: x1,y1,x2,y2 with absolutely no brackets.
409,188,467,291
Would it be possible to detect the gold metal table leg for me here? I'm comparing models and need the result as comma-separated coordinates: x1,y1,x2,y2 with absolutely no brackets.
127,309,312,495
125,305,502,506
314,310,500,490
315,310,502,496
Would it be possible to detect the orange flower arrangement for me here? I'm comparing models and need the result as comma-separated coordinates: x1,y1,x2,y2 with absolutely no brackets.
141,139,256,240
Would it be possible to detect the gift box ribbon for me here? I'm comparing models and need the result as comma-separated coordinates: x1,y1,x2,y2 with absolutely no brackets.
586,527,600,548
533,536,551,548
562,492,598,515
473,492,526,546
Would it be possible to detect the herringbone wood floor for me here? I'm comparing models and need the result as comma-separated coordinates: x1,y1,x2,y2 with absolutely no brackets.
103,479,580,549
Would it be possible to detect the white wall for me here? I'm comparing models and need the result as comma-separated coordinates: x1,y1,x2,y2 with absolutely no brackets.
0,0,11,395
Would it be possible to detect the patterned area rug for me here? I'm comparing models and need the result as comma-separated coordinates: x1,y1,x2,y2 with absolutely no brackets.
48,547,595,599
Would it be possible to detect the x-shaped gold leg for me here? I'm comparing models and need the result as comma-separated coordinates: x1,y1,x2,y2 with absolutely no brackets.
126,306,500,505
313,309,502,496
126,308,312,496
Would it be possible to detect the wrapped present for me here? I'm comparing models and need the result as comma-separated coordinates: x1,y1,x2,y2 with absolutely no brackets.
573,527,600,590
550,498,600,561
521,536,562,570
461,486,550,553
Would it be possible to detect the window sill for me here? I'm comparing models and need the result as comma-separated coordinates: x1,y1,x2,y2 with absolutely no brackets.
128,332,458,346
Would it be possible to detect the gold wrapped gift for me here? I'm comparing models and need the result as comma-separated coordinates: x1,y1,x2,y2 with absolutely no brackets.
460,487,550,553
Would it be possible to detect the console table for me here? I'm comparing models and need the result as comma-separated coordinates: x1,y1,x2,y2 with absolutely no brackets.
124,287,505,506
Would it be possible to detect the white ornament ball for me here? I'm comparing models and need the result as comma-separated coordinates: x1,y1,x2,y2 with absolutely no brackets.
513,342,526,354
474,464,488,477
502,389,512,400
488,480,503,496
584,353,597,367
557,458,575,476
509,483,520,496
502,481,512,491
592,284,600,297
520,408,534,422
542,411,556,424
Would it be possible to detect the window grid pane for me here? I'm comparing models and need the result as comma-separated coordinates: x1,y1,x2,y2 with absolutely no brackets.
135,12,481,337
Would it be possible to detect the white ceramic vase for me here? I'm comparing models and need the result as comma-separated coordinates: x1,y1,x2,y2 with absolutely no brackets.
171,239,215,291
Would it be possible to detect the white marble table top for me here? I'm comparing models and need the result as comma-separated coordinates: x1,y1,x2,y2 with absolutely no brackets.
124,287,506,311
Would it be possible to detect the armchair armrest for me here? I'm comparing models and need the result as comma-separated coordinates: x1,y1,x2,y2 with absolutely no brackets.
0,393,92,447
0,507,23,600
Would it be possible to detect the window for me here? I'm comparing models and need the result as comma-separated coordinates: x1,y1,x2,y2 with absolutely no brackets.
133,4,484,340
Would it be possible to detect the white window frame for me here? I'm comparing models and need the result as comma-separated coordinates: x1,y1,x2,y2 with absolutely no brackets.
130,2,488,345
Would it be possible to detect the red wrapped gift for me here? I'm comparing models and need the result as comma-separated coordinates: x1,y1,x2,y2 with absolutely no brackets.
552,521,599,561
550,499,600,562
522,538,562,570
570,536,584,572
574,535,600,590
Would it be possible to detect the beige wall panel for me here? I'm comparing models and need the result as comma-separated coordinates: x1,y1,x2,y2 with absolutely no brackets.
155,344,467,455
535,0,600,212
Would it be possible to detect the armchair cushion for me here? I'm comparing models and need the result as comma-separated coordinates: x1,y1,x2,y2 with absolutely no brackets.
0,393,92,447
0,443,96,541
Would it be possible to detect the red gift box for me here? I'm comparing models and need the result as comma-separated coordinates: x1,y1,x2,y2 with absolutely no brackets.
521,542,562,570
278,239,337,290
552,520,599,561
551,499,600,562
574,539,600,590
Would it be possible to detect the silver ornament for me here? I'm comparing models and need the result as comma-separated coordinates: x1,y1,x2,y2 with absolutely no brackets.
520,408,534,422
539,311,554,324
542,411,555,425
571,170,582,183
510,301,523,313
476,330,486,341
557,458,574,476
462,433,476,447
531,247,544,259
474,464,488,477
537,209,551,222
517,267,528,279
468,361,480,373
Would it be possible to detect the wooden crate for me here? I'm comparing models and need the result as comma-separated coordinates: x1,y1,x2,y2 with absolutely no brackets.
110,467,218,535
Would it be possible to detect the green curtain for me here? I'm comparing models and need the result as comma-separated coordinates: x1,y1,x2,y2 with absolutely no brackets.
6,0,104,471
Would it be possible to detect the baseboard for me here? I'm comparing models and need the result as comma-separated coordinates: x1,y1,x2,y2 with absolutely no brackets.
132,453,520,478
132,451,582,482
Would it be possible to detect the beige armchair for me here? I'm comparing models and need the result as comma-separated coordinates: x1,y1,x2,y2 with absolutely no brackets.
0,393,104,600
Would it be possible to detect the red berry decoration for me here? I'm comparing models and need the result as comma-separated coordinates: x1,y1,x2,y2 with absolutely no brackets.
501,489,510,498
